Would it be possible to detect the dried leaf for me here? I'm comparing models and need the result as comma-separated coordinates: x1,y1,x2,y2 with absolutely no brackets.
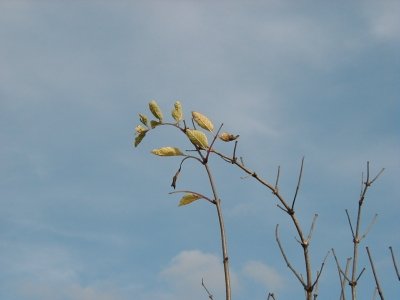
139,114,149,127
186,129,208,149
192,111,214,132
171,169,180,189
178,193,202,206
149,100,163,121
151,147,184,156
171,101,183,122
219,132,240,142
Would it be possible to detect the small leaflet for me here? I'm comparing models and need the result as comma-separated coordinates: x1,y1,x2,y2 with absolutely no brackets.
149,100,163,121
171,101,183,122
151,147,184,156
186,129,209,149
178,193,202,206
192,111,214,132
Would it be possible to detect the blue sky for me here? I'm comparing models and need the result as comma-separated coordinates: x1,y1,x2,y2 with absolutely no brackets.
1,1,399,299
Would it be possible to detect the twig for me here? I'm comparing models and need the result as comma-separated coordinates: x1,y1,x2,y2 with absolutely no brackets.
360,214,378,241
345,209,355,239
389,246,400,281
275,224,306,287
312,250,330,290
274,165,281,194
202,278,214,300
332,248,351,300
267,293,276,300
291,157,305,210
366,247,385,299
306,214,319,243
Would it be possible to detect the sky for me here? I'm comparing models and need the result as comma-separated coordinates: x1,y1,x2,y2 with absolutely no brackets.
0,0,399,299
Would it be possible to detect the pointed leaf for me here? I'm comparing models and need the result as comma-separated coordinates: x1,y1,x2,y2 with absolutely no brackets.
151,147,184,156
219,132,240,142
186,129,208,149
178,193,202,206
134,132,146,147
149,100,163,121
171,101,183,122
139,114,149,127
192,111,214,132
171,169,181,189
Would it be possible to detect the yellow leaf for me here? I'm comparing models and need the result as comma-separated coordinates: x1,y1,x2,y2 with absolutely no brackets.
135,125,148,135
151,147,184,156
178,193,202,206
149,100,163,121
219,132,240,142
186,129,208,149
139,114,149,127
192,111,214,132
171,101,183,122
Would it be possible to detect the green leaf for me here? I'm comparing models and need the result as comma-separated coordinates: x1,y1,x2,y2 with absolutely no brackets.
149,100,163,121
178,193,202,206
171,101,183,122
151,147,184,156
134,132,146,147
150,120,161,129
192,111,214,132
186,129,209,149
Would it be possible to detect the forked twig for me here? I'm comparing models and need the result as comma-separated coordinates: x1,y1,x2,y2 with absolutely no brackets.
267,293,276,300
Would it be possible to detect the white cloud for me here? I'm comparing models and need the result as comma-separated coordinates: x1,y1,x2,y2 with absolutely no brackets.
364,0,400,41
160,250,239,300
243,260,285,292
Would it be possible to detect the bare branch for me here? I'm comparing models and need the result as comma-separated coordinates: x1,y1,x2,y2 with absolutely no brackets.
389,246,400,281
366,247,385,300
312,250,330,289
355,267,366,282
360,214,378,241
369,167,385,185
306,214,319,243
274,165,281,194
345,209,355,239
267,293,276,300
205,123,224,163
202,278,214,300
275,224,306,287
291,157,305,210
232,141,238,163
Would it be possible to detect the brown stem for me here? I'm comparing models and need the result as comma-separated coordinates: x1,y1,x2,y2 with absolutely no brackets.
366,247,385,300
205,163,231,300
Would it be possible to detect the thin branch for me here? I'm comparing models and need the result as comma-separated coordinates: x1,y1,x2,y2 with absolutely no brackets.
202,278,214,300
306,214,319,243
345,209,355,239
275,224,306,287
291,157,305,210
366,247,385,300
205,123,224,163
232,141,238,163
312,250,330,289
369,167,385,185
360,213,378,241
274,165,281,194
267,293,276,300
389,246,400,281
355,267,366,282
